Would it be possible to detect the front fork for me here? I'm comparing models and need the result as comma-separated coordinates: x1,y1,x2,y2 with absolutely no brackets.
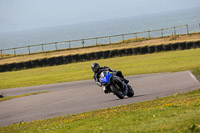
102,86,106,92
123,81,128,96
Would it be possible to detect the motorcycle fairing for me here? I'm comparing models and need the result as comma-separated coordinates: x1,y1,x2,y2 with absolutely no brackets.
100,71,112,84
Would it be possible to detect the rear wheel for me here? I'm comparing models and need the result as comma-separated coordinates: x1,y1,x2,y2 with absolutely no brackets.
127,85,134,97
110,85,124,99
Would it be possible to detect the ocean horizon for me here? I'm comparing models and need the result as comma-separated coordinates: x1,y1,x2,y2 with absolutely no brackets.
0,7,200,51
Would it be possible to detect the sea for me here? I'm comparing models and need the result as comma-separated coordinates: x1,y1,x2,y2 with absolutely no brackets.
0,7,200,54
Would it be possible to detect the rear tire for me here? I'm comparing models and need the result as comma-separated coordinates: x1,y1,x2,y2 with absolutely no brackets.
127,85,134,97
110,85,124,99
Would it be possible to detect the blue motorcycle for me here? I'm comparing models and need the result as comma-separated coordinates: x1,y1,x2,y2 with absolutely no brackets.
99,71,134,99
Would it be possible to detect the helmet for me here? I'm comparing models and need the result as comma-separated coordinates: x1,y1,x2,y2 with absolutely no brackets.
91,63,100,73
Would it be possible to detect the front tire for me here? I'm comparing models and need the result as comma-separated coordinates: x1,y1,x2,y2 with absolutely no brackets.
127,85,134,97
110,85,124,99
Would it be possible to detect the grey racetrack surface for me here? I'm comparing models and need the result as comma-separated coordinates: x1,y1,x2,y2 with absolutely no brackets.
0,71,199,127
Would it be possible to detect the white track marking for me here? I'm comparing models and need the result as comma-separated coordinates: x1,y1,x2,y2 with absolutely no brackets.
189,71,199,83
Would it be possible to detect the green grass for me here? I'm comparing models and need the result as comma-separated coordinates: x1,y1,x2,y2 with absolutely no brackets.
0,91,49,102
192,68,200,80
1,48,200,90
0,89,200,133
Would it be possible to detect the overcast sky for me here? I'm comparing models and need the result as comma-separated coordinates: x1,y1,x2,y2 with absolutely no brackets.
0,0,199,33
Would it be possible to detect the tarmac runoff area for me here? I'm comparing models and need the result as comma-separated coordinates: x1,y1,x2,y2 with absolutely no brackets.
0,71,200,127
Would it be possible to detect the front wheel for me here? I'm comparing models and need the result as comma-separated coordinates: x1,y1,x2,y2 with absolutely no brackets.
127,85,134,97
110,85,124,99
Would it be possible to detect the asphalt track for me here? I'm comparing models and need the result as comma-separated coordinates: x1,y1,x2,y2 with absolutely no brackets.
0,71,199,127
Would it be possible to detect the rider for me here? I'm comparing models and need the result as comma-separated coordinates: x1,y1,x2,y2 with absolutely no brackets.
91,63,129,93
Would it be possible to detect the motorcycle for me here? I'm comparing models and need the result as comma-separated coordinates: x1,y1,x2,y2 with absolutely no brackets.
99,71,134,99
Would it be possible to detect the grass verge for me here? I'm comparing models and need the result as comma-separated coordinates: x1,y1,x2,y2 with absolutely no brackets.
192,68,200,81
0,91,49,102
1,48,200,90
0,89,200,133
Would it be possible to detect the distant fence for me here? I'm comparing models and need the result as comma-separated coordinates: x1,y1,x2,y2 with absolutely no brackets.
0,23,199,59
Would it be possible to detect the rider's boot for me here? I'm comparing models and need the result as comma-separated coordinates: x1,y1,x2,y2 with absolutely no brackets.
116,71,129,84
123,78,129,84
